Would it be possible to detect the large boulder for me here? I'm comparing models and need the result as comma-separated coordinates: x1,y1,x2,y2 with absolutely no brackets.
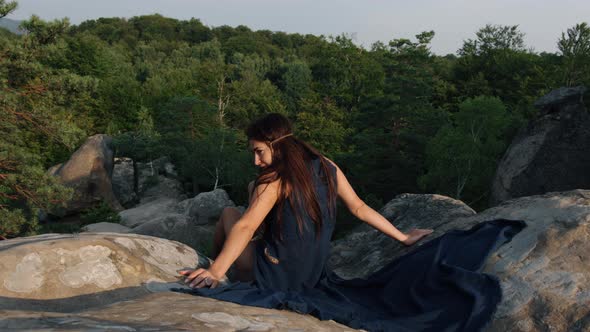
48,134,123,215
119,197,179,228
119,189,235,251
490,86,590,205
330,190,590,332
111,157,137,208
328,193,476,279
179,189,236,225
0,234,353,331
130,214,215,254
119,198,210,250
478,190,590,332
0,233,208,302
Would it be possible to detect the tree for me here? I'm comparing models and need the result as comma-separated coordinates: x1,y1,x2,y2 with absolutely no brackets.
419,96,514,207
0,9,90,237
341,31,446,203
281,60,313,112
453,24,546,117
295,96,351,157
113,107,161,177
0,0,17,19
558,22,590,87
153,97,252,200
20,15,70,46
225,54,286,128
459,24,525,56
178,18,212,44
307,34,382,112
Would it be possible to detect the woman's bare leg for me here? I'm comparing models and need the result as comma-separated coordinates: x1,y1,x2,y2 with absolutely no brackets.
212,207,255,282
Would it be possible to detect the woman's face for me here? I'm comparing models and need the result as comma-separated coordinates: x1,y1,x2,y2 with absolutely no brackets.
249,139,273,168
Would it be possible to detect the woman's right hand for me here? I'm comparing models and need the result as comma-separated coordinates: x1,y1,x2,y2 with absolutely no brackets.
401,229,433,246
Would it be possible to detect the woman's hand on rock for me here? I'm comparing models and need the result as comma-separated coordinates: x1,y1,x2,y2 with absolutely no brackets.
401,229,433,246
179,268,221,289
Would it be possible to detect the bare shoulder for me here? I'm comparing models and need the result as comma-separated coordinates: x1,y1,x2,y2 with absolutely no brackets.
322,156,341,172
253,179,281,199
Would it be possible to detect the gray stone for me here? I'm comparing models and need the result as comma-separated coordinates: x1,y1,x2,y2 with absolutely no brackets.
533,86,587,110
328,193,476,279
130,214,215,254
82,222,131,233
119,189,231,251
119,197,178,228
490,87,590,205
136,157,183,203
181,189,235,225
140,175,185,204
112,157,138,208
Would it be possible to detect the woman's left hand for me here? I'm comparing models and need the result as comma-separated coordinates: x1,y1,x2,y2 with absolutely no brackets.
179,268,221,289
401,229,433,246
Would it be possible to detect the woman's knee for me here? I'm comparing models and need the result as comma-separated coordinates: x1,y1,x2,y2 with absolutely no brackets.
221,206,241,219
219,206,241,228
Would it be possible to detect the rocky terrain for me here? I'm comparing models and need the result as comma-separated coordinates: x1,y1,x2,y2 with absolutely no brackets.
2,189,589,331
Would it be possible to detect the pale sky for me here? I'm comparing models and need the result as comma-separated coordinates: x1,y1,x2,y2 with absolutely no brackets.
9,0,590,55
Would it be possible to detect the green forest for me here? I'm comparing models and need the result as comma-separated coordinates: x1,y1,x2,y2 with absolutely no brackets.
2,0,590,238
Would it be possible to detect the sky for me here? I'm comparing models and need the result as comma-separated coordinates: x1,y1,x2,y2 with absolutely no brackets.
9,0,590,55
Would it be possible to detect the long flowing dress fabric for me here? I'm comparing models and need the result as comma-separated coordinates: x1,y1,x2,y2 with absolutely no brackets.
175,158,525,332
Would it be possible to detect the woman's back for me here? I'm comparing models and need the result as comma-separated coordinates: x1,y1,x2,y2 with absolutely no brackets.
254,157,337,291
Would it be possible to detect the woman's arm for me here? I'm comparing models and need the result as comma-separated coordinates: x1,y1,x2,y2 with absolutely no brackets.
182,180,279,287
327,159,432,245
248,180,255,204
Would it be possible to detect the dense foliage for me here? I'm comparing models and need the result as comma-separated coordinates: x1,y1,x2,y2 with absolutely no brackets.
2,0,590,237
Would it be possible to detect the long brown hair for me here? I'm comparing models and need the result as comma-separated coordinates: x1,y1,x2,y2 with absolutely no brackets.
246,113,337,240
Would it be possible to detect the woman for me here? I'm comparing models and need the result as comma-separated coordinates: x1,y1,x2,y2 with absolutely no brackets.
180,113,433,289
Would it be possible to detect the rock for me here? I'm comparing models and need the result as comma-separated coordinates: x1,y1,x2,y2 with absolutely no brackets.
119,194,220,251
112,157,137,208
0,234,353,331
533,86,587,111
136,157,183,203
48,134,123,215
117,188,236,252
82,222,131,233
0,233,209,302
490,86,590,205
476,190,590,332
328,193,476,279
0,292,354,331
119,197,179,228
180,189,236,225
47,163,62,176
140,175,185,204
130,214,215,253
330,190,590,332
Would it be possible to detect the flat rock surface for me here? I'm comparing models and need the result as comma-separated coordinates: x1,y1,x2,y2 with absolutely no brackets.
0,292,355,331
0,233,356,331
